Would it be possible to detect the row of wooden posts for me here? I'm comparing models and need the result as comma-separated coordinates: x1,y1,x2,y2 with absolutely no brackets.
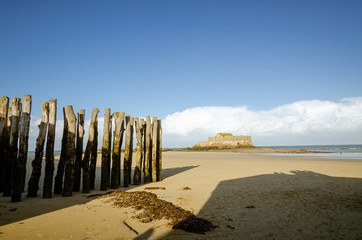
0,95,162,202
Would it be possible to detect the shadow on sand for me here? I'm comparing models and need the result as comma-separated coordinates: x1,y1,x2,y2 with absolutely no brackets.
158,170,362,240
0,164,200,226
162,165,199,179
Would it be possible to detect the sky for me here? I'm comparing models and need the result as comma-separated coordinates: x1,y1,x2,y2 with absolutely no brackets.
1,0,361,149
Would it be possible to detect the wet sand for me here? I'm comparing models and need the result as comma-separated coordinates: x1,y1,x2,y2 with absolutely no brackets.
0,152,361,239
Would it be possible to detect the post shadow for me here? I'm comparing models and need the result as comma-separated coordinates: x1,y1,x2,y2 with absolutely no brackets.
160,170,362,239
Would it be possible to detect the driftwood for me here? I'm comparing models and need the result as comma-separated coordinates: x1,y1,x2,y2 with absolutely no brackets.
62,106,76,197
0,96,9,193
43,99,57,198
54,108,68,194
101,108,111,190
3,98,21,196
27,102,49,197
111,112,124,189
157,119,162,181
82,108,99,193
12,95,32,202
73,109,85,192
151,117,158,182
133,117,143,185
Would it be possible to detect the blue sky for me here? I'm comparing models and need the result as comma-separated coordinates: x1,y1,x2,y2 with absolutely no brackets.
1,1,361,148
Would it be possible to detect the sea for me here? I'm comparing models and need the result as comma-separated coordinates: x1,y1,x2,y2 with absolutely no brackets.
27,150,61,158
27,144,362,159
261,144,362,159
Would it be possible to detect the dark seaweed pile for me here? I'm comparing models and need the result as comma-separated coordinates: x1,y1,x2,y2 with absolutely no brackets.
103,191,216,234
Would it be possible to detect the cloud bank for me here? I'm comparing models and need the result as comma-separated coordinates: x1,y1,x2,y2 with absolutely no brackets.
162,97,362,147
27,97,362,150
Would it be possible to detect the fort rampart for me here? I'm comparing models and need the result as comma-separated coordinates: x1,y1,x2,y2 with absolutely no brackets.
197,133,253,147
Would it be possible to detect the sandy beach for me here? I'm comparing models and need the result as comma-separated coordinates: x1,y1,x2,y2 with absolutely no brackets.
0,152,361,239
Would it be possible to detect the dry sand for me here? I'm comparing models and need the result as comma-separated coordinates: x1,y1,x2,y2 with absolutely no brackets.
0,152,361,239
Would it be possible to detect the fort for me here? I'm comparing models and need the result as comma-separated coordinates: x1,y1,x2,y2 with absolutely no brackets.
196,133,253,147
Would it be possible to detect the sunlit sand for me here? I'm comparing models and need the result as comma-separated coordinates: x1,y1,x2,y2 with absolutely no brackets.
0,152,361,239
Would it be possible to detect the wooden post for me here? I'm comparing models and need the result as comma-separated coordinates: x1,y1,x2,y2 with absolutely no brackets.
140,118,146,181
43,99,57,198
108,114,112,186
118,114,125,186
128,117,134,184
3,98,21,197
101,108,111,190
62,105,76,197
156,119,162,181
73,109,85,192
89,111,98,190
0,96,9,193
27,102,49,197
82,108,99,193
111,112,124,189
144,116,151,183
0,96,9,140
54,108,68,194
133,117,143,185
11,95,32,202
151,117,158,182
123,116,132,187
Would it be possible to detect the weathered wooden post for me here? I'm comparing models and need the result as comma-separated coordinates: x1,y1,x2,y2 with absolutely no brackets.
0,96,9,193
82,108,99,193
1,106,11,194
27,102,49,197
140,118,146,180
54,108,68,194
111,112,124,189
128,117,134,184
157,119,162,181
151,117,158,182
133,117,143,185
101,108,111,190
62,105,76,197
89,111,98,190
0,96,9,140
43,99,57,198
12,95,32,202
144,116,151,183
108,114,112,186
123,116,133,187
3,98,21,197
73,109,85,192
118,114,125,186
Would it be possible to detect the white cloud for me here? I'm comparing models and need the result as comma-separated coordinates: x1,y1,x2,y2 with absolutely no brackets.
162,97,362,147
26,97,362,149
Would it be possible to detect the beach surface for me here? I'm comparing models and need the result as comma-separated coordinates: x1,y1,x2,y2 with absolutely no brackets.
1,152,361,239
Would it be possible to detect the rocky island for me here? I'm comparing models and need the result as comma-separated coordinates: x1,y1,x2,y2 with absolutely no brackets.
180,133,324,153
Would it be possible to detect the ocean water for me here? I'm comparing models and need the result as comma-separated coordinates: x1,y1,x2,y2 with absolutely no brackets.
27,150,61,158
26,145,362,159
261,144,362,159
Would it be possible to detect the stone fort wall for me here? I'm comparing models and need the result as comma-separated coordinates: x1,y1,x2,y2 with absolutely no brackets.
197,133,253,147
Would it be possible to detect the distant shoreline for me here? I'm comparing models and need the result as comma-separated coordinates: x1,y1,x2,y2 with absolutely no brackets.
169,146,328,154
